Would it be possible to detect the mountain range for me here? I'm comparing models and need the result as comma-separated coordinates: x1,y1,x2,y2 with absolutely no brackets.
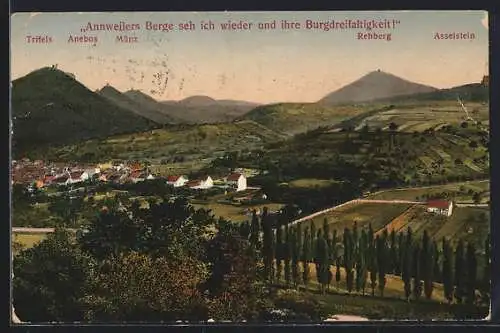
318,70,438,105
11,67,487,155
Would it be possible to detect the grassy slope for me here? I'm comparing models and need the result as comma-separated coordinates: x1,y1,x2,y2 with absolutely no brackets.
41,120,286,164
240,103,371,135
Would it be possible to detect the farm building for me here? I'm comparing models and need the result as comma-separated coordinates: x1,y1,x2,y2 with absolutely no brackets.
225,173,247,192
186,176,214,190
167,175,189,187
426,200,454,217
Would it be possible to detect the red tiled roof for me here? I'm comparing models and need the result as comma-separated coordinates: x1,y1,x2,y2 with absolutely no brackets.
427,200,451,209
70,172,83,179
130,171,142,178
227,173,242,181
167,175,181,182
54,175,69,183
186,180,201,187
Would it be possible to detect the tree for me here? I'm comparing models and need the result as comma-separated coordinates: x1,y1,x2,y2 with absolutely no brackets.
376,235,387,297
368,227,377,296
291,227,301,289
284,222,292,286
310,221,316,262
481,235,491,304
412,243,423,300
204,227,265,321
454,240,466,303
465,242,478,305
13,228,94,322
397,232,404,275
389,229,398,274
433,240,441,283
302,227,311,289
249,209,260,249
80,197,214,261
357,230,368,295
402,229,413,302
316,236,330,294
275,223,283,283
442,238,454,304
343,228,355,293
84,251,208,321
421,231,434,299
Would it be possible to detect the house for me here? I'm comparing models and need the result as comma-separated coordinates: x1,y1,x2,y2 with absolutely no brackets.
53,175,70,186
225,173,247,192
167,175,188,187
186,176,213,190
129,170,145,183
81,168,100,181
426,200,454,217
68,171,85,184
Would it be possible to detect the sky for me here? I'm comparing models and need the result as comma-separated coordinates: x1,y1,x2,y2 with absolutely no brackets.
10,11,489,104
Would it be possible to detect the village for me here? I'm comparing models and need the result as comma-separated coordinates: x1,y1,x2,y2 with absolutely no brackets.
11,158,256,192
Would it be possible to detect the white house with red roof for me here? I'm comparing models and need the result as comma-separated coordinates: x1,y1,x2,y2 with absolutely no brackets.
426,200,454,217
186,176,213,190
167,175,188,187
225,172,247,192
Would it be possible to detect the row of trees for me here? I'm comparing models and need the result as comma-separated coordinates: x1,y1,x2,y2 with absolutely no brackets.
241,209,490,305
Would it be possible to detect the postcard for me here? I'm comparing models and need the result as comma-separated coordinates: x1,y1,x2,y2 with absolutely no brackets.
10,10,490,323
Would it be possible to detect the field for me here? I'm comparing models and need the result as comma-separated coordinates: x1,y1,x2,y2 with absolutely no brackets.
302,202,413,234
358,102,489,133
288,179,341,189
367,180,490,203
41,120,287,167
241,103,373,135
12,232,47,253
192,201,284,222
387,205,490,247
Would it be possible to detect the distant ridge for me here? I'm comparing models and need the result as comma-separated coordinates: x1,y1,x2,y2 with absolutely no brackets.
318,70,438,105
97,85,175,124
11,67,156,155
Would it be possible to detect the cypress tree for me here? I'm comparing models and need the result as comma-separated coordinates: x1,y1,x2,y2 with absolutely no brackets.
291,227,300,288
284,222,292,286
295,224,302,287
397,232,404,276
315,228,323,286
317,236,330,294
454,239,466,303
343,227,354,293
323,218,330,245
465,242,477,305
442,237,454,304
275,222,283,283
249,209,260,249
402,228,413,302
368,226,377,296
310,221,316,262
481,234,490,304
412,243,423,300
352,221,360,262
389,229,398,274
424,238,435,299
433,240,441,283
357,229,368,295
421,231,434,299
335,255,341,290
376,234,387,297
261,207,274,282
302,227,311,289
